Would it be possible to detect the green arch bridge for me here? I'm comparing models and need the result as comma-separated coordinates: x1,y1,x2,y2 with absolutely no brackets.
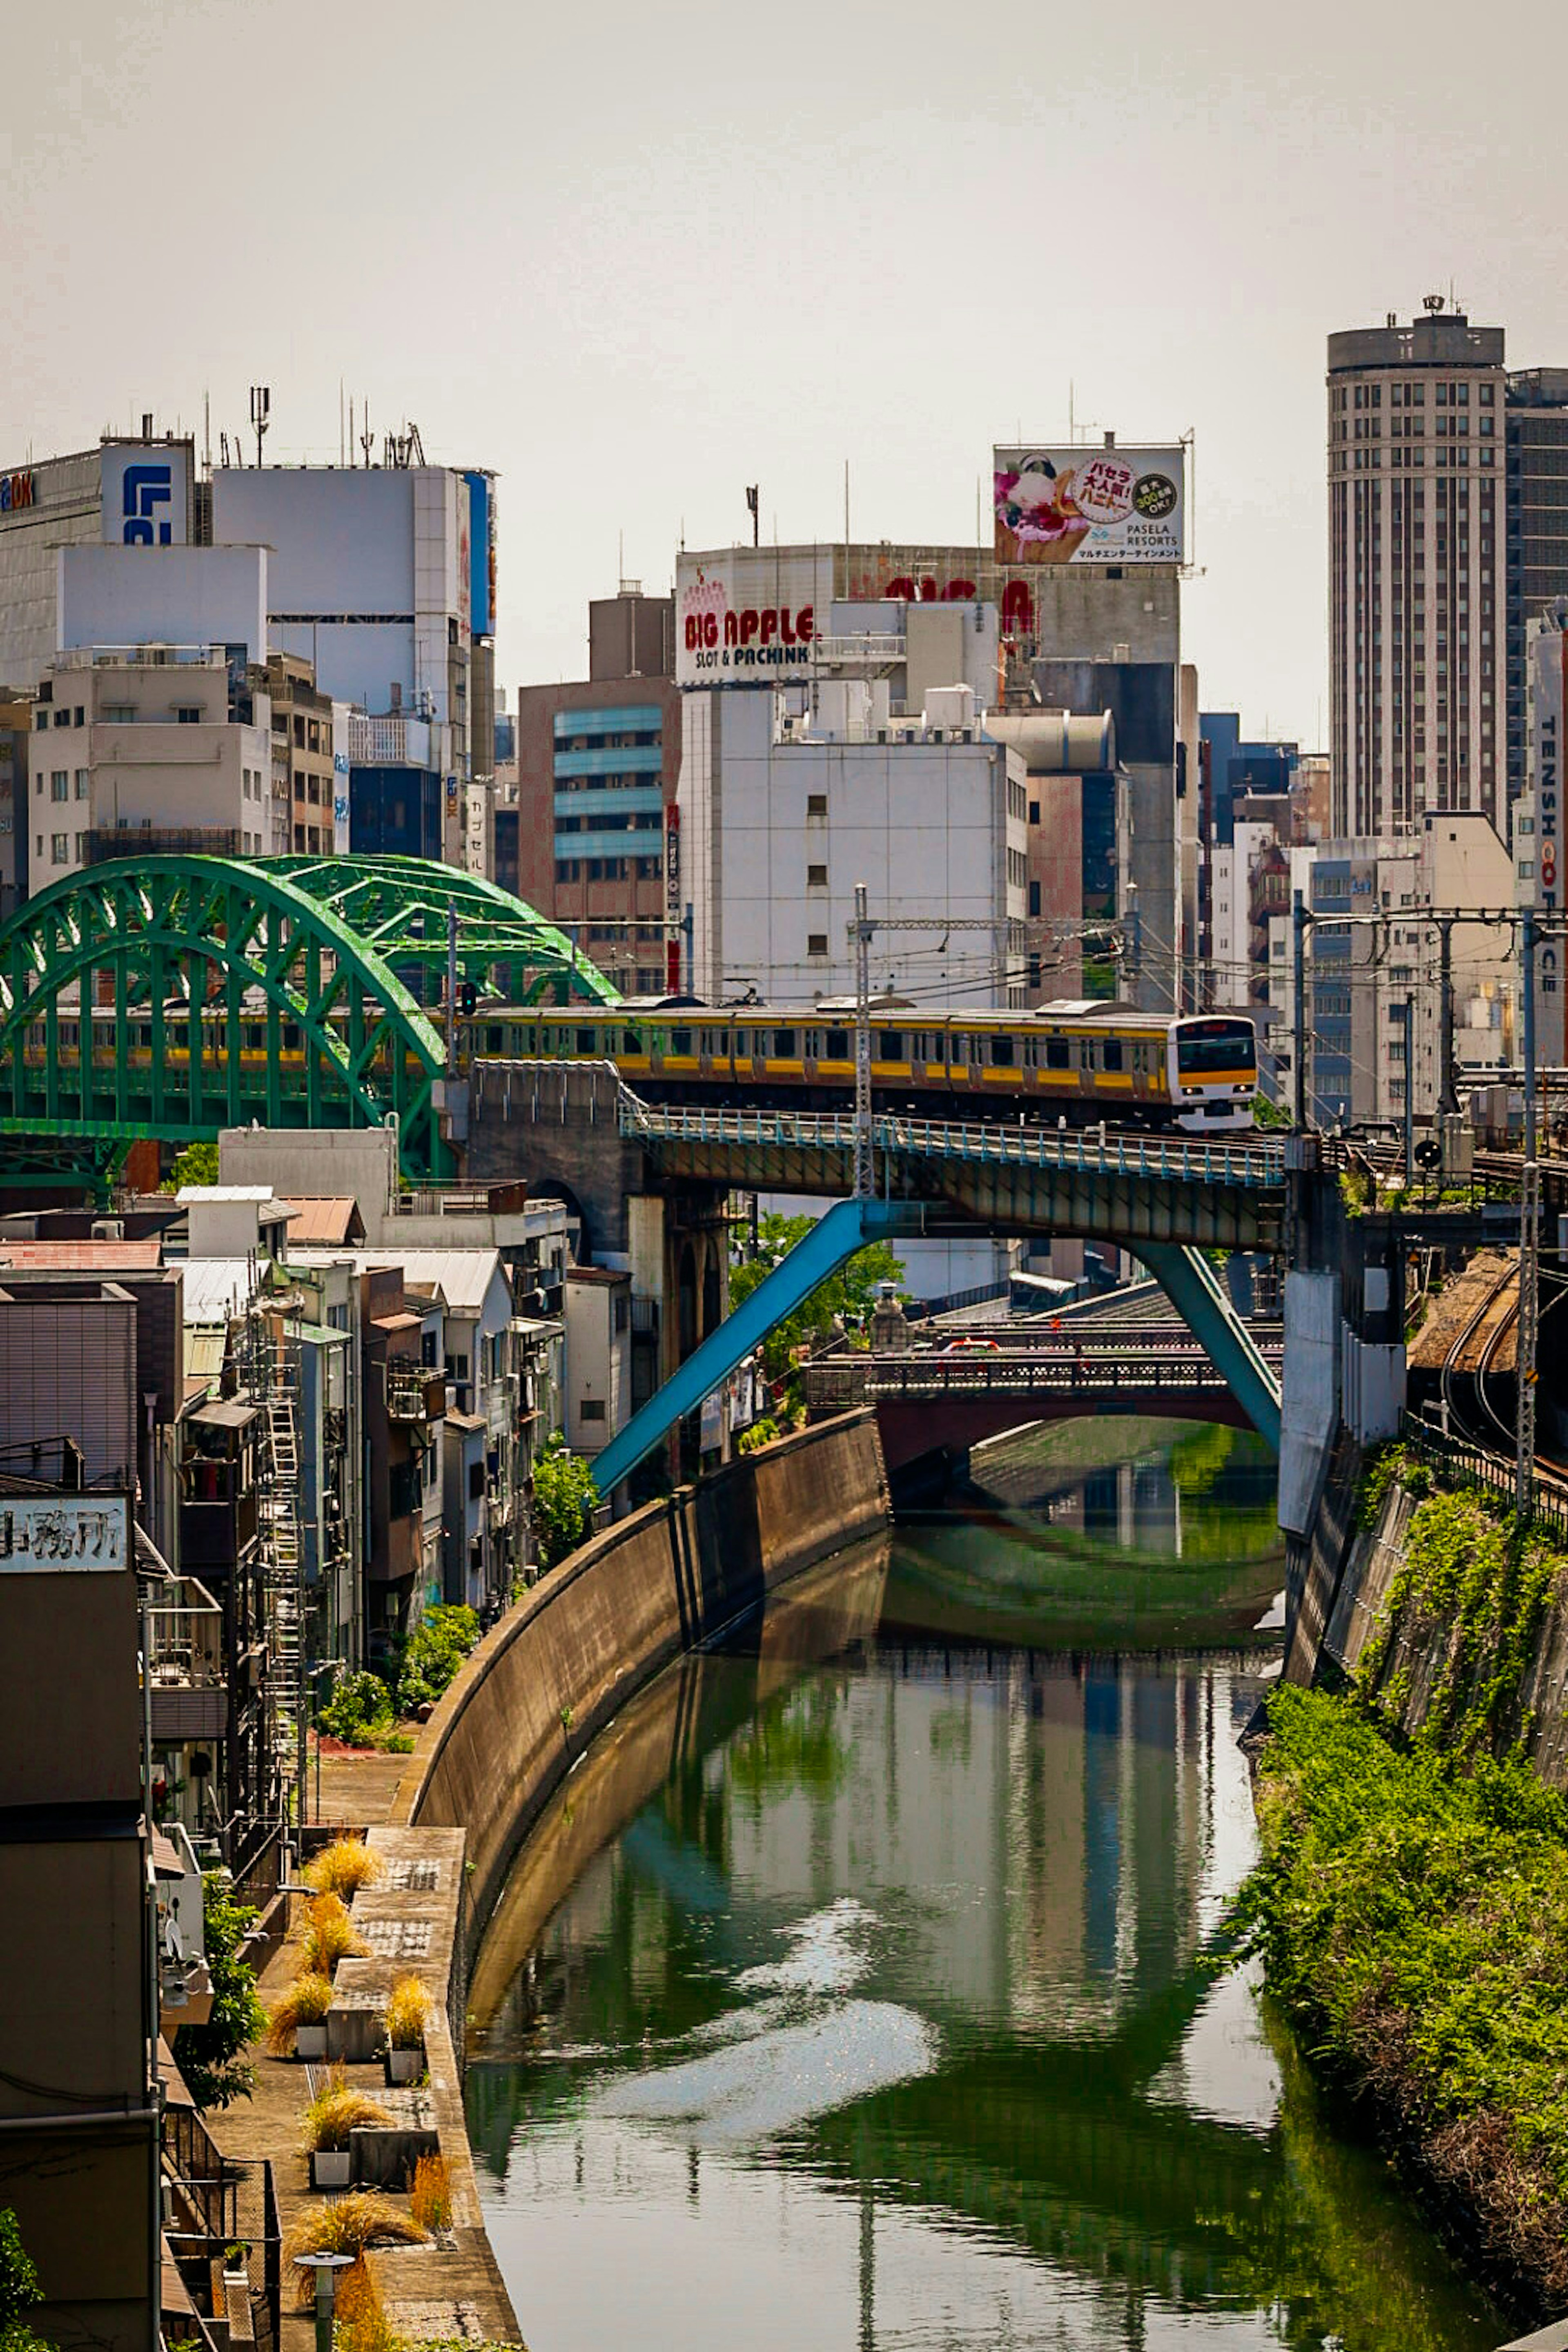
0,853,617,1189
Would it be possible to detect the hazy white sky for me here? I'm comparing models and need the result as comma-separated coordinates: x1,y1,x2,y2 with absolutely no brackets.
7,0,1568,744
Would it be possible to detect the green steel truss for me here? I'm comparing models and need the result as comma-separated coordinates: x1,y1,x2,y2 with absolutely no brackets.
0,854,619,1185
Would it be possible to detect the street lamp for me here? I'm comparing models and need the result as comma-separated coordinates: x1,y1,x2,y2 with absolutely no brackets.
293,2250,353,2352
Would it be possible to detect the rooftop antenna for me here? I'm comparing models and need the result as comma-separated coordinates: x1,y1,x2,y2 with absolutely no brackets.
359,404,374,469
249,384,271,469
203,390,211,474
745,484,760,549
339,380,345,468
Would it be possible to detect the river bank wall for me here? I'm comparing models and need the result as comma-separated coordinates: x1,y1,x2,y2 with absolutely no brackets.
388,1408,891,1953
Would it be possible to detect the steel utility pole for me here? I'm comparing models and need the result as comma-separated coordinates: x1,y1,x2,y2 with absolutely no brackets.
852,883,873,1200
1435,914,1459,1114
1517,910,1539,1523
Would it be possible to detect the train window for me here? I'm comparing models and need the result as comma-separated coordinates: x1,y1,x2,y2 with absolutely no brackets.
991,1035,1014,1066
824,1029,849,1059
877,1031,902,1060
575,1028,597,1054
1045,1035,1070,1070
959,1035,982,1064
1103,1039,1124,1072
1023,1039,1038,1068
621,1027,643,1055
486,1025,504,1054
671,1029,693,1056
284,1024,301,1050
773,1029,796,1058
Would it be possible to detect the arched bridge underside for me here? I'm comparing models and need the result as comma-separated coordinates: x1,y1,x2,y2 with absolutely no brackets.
0,854,617,1186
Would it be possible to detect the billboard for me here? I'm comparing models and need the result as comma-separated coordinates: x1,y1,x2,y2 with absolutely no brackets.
675,549,833,688
101,442,191,548
464,471,495,638
993,446,1184,566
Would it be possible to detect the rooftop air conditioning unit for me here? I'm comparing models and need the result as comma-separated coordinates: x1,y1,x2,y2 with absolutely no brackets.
91,1218,124,1241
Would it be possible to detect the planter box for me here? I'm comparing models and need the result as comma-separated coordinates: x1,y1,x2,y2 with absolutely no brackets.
310,2147,352,2189
350,2088,438,2189
385,2044,424,2085
295,2023,328,2062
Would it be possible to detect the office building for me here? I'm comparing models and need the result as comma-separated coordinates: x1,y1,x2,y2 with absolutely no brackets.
212,458,495,868
265,651,339,855
0,430,199,690
1328,301,1506,841
510,585,681,997
1506,370,1568,818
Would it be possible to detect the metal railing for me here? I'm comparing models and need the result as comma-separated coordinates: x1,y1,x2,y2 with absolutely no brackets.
161,2107,280,2352
1401,1414,1568,1544
805,1351,1253,1411
621,1099,1287,1189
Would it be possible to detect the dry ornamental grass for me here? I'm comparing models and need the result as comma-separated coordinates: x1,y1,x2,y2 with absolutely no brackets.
280,2191,425,2304
262,1969,334,2056
304,1835,384,1899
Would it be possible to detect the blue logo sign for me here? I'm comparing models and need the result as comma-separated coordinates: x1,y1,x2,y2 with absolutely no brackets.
121,463,174,545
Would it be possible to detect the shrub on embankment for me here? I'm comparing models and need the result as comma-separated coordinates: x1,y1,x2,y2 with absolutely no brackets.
1236,1684,1568,2313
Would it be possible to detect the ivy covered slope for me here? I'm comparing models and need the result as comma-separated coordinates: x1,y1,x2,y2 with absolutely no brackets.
1237,1470,1568,2316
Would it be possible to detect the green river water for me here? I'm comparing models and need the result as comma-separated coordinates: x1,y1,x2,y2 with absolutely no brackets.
466,1421,1505,2351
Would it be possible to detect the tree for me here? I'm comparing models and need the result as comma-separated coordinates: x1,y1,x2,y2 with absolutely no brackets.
532,1435,598,1571
730,1212,906,1381
394,1604,480,1713
171,1873,267,2111
0,2208,45,2352
161,1140,220,1193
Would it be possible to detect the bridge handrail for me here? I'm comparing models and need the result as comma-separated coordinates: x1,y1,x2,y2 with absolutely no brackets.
619,1099,1286,1187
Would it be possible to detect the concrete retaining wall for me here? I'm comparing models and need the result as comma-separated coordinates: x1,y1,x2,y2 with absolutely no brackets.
388,1410,891,1942
1299,1475,1568,1792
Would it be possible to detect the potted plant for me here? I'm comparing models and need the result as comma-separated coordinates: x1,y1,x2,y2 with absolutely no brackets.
263,1970,334,2062
382,1974,432,2085
299,2067,392,2190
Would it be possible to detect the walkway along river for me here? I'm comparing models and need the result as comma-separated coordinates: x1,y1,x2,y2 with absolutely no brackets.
463,1421,1505,2351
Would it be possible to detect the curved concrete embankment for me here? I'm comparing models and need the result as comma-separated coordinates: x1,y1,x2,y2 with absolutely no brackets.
388,1410,890,1945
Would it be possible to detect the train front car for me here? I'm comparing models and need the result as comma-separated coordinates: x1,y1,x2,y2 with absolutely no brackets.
1167,1015,1258,1131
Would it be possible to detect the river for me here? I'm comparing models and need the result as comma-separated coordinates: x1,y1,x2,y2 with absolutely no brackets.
466,1420,1504,2351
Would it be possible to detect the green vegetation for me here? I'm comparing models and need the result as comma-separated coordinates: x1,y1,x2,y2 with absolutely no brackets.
171,1873,267,2110
730,1212,906,1411
1232,1684,1568,2310
736,1414,781,1456
0,2209,45,2352
394,1603,479,1714
317,1668,410,1751
1351,1466,1563,1756
533,1433,598,1569
162,1138,220,1193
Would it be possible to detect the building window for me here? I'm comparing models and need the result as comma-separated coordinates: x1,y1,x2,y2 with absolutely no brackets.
50,833,68,864
580,1398,606,1422
175,705,201,726
74,832,87,861
806,793,827,818
74,770,88,798
807,933,828,957
53,708,69,727
50,771,67,801
806,863,827,888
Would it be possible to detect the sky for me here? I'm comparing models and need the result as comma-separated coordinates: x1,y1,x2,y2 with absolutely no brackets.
7,0,1568,747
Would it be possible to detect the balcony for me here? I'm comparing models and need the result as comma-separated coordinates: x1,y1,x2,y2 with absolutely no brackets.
178,1484,258,1572
147,1581,228,1740
387,1365,446,1424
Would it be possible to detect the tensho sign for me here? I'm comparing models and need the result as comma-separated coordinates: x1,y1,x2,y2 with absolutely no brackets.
676,550,832,688
993,445,1185,566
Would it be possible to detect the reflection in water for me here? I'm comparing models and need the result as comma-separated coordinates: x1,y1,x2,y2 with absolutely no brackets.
468,1442,1501,2352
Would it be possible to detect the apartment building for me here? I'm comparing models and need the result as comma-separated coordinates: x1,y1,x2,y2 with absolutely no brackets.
265,650,337,855
27,644,273,882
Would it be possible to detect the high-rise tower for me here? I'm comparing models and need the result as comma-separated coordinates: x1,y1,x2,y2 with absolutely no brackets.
1327,301,1505,839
